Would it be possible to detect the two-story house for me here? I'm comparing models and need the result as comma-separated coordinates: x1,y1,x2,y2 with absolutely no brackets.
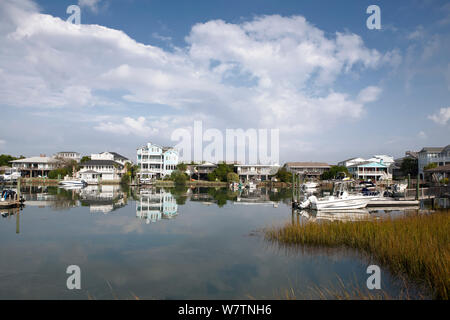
78,152,130,183
418,146,450,179
137,142,179,182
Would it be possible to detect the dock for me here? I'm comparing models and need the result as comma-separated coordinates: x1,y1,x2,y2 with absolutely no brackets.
367,199,419,207
0,199,23,209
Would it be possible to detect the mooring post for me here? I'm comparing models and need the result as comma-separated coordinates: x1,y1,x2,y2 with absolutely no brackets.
17,178,21,202
416,173,420,200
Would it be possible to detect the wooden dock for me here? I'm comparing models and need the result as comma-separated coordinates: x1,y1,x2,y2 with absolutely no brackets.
0,199,23,209
368,199,419,207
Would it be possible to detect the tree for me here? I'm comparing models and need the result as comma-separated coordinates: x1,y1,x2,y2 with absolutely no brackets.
208,163,234,182
80,156,91,163
275,167,292,182
170,170,188,186
177,162,187,172
400,158,418,176
321,166,349,180
0,154,23,167
226,172,239,183
424,162,438,170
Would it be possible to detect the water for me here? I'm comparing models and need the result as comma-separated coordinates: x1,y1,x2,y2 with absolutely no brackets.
0,185,437,299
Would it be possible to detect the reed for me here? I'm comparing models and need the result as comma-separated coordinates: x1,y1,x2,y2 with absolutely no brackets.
265,211,449,299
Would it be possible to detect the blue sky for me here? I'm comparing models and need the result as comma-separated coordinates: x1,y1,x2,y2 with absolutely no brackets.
0,0,449,163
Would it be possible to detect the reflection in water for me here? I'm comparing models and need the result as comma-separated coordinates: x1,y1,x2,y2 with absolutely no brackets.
0,184,446,299
79,185,127,214
136,188,178,224
297,209,372,222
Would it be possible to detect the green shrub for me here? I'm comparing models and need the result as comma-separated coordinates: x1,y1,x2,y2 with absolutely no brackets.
226,172,239,182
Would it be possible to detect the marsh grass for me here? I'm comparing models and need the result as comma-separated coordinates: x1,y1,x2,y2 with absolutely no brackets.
265,211,449,299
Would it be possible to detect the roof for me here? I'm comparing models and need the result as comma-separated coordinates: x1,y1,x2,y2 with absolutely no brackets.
235,164,280,167
80,170,100,174
419,147,444,153
10,156,59,164
80,160,123,167
348,161,387,168
108,152,128,160
285,162,330,168
425,164,450,172
196,162,217,167
57,151,80,154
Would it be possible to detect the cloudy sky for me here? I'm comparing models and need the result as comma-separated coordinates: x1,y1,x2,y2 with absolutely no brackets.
0,0,449,163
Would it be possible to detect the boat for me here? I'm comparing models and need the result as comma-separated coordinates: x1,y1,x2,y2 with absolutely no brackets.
58,180,87,187
301,181,319,189
299,182,375,211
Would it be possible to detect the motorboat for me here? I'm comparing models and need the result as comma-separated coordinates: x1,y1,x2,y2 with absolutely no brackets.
301,181,319,189
58,180,87,187
299,181,375,211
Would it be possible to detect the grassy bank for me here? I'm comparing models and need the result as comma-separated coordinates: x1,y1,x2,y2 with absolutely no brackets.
265,211,449,299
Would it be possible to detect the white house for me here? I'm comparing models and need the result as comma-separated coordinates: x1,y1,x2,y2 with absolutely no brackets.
235,164,280,182
10,155,61,178
283,162,331,179
137,142,179,181
54,151,81,163
78,152,130,183
339,155,394,180
418,145,450,179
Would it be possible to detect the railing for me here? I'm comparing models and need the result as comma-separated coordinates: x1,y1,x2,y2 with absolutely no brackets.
404,186,450,199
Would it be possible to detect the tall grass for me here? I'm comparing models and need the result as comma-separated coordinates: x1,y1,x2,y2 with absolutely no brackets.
265,211,449,299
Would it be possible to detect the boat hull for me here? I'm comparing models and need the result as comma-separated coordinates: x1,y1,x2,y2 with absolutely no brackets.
311,197,371,211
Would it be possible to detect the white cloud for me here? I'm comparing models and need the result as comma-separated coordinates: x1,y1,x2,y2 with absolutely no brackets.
428,107,450,125
0,0,393,143
357,86,382,103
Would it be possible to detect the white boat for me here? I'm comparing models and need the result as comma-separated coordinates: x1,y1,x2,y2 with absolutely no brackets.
299,182,374,211
301,181,319,189
58,180,87,187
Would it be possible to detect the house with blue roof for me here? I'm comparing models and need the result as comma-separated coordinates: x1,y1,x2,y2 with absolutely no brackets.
347,161,389,181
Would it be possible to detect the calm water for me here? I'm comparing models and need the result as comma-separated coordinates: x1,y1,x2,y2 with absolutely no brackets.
0,185,439,299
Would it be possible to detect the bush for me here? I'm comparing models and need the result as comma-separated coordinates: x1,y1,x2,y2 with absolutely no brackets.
440,177,449,185
226,172,239,182
276,168,292,183
170,170,188,186
48,167,71,179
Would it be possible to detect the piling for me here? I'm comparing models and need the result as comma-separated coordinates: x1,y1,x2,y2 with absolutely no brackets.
416,173,420,201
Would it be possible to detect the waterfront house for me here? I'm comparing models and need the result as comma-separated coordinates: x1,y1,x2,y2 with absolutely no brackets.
235,164,280,182
347,161,389,181
188,162,218,180
54,151,81,163
283,162,330,179
10,155,60,178
136,142,179,181
418,145,450,179
339,155,394,180
91,151,131,166
78,152,129,183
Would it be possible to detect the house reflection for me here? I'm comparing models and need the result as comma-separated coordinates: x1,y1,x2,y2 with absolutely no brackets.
20,185,80,209
136,189,178,224
79,185,127,213
235,188,279,207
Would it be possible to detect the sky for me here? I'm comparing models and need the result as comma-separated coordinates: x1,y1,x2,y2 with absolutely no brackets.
0,0,449,164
